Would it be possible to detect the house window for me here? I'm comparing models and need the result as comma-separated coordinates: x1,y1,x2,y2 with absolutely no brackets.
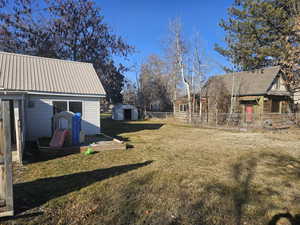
271,100,280,113
69,101,82,115
179,104,187,112
53,101,67,114
53,101,83,115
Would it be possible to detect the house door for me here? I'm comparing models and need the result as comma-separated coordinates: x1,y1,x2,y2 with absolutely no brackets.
124,109,132,120
245,105,254,122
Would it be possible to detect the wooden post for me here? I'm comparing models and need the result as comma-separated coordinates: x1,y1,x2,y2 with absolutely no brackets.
215,102,218,126
279,101,282,114
14,100,22,164
21,98,26,157
0,100,14,217
259,96,264,122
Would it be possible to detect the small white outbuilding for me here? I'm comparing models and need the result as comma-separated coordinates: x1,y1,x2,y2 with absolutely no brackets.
112,104,138,120
0,51,106,163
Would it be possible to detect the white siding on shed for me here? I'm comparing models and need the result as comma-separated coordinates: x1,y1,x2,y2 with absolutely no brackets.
82,99,100,135
26,97,52,140
25,95,100,140
112,104,138,120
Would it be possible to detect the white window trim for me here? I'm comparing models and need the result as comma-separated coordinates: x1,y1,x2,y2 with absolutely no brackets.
52,100,83,116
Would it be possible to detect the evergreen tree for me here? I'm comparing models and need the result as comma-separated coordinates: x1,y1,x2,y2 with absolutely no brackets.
215,0,300,85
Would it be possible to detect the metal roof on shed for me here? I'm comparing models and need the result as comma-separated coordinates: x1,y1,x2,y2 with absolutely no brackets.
0,51,106,96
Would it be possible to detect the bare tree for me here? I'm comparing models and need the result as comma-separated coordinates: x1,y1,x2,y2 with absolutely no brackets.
163,19,183,114
138,55,173,112
0,0,133,103
205,77,231,124
191,33,207,118
122,79,138,105
168,18,192,122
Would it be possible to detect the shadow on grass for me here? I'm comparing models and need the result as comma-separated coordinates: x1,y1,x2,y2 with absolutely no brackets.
0,212,44,223
101,118,164,141
181,153,300,225
109,171,157,225
231,157,257,225
210,158,259,225
260,152,300,179
24,149,81,164
171,157,264,225
22,141,82,164
13,161,153,214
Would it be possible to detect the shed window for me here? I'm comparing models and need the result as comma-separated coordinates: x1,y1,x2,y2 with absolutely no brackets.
53,101,67,114
69,102,82,115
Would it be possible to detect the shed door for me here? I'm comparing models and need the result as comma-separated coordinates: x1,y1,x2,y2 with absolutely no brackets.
245,105,254,122
124,109,132,120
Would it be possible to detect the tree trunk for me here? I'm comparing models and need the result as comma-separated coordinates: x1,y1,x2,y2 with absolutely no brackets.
173,88,176,114
180,66,192,123
199,99,202,122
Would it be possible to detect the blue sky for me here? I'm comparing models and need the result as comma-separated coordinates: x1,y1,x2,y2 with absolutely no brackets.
99,0,234,82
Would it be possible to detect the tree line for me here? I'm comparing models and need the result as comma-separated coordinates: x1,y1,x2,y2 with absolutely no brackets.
2,0,299,109
0,0,133,103
124,0,300,117
123,19,207,121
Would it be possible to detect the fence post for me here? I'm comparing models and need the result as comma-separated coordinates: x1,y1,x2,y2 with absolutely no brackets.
0,100,14,217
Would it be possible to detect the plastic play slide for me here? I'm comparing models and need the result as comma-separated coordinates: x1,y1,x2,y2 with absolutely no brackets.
49,129,69,148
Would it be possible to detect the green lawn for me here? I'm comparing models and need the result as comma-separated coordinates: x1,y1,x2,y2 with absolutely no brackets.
100,113,112,119
2,118,300,225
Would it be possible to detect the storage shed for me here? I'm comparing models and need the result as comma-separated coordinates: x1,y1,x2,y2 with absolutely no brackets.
0,51,106,163
112,104,138,120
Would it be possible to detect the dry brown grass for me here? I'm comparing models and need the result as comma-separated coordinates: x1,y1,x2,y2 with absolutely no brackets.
2,119,300,225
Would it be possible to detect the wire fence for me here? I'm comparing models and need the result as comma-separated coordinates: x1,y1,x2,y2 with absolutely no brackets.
145,111,174,119
189,112,296,129
146,111,299,129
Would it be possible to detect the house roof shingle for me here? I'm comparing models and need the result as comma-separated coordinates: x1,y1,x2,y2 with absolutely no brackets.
205,66,282,96
0,51,106,96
